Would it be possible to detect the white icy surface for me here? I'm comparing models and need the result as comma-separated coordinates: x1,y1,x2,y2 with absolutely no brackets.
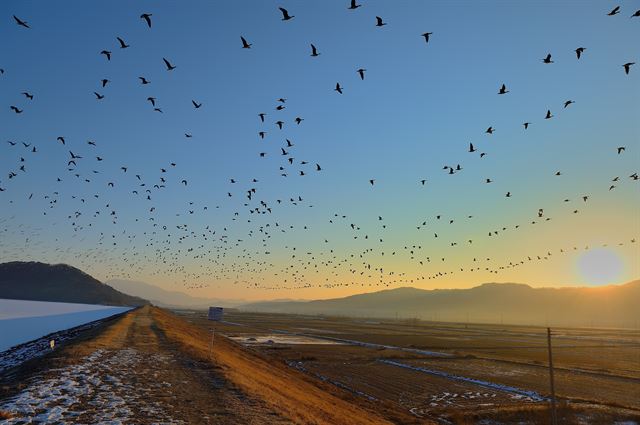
0,299,131,352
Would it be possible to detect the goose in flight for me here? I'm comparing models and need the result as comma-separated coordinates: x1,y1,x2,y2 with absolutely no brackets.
163,57,176,71
279,7,294,21
13,15,30,28
141,13,152,28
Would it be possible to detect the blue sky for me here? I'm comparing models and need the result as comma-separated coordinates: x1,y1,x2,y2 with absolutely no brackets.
1,1,638,299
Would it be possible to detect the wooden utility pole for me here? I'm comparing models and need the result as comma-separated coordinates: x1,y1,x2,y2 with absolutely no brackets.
547,327,558,425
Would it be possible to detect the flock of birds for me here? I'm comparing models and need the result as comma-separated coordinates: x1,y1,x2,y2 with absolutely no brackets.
1,3,638,292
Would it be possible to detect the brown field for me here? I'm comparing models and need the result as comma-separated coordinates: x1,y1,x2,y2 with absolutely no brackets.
178,309,640,424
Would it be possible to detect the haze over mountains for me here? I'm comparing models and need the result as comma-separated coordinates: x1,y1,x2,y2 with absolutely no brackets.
106,279,246,308
240,281,640,328
0,262,147,307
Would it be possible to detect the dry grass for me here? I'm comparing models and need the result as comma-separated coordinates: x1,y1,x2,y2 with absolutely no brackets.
0,410,14,419
151,307,412,425
449,402,640,424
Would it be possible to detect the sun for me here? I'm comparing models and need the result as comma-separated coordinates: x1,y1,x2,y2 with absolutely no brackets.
577,248,624,286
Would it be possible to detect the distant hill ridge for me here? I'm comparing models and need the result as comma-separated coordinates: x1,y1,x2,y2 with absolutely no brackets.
240,280,640,328
0,261,147,306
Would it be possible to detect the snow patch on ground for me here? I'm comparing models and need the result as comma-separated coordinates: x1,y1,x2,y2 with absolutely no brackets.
0,349,183,424
380,359,545,402
229,334,345,345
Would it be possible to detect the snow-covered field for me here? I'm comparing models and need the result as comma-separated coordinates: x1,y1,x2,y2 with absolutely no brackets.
0,299,132,352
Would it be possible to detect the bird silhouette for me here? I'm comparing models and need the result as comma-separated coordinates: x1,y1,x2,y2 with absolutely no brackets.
310,44,320,57
335,82,343,94
422,32,432,43
375,16,387,27
523,122,530,130
10,106,23,113
241,36,252,49
623,62,634,75
100,50,112,61
498,84,509,94
279,7,294,21
357,68,366,80
147,97,156,106
486,127,494,134
607,6,620,16
93,92,104,100
564,100,575,108
545,110,553,119
575,47,585,59
632,10,640,18
101,79,109,87
348,0,361,10
13,15,30,28
139,76,150,85
542,53,553,64
258,113,266,122
163,58,176,71
617,147,626,154
140,13,152,28
192,100,202,109
117,37,129,49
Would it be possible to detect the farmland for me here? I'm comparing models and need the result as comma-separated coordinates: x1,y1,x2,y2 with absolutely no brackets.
180,309,640,424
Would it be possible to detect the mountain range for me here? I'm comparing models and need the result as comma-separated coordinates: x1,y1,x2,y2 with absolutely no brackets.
0,262,147,306
239,281,640,328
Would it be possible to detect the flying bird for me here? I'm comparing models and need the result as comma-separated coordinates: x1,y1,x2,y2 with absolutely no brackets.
469,143,476,152
357,68,366,80
258,113,266,122
632,10,640,18
139,76,150,84
10,106,23,114
375,16,386,27
542,53,553,64
607,6,620,16
335,82,343,94
369,179,375,186
141,13,152,28
498,84,509,94
147,97,156,106
116,37,129,49
575,47,585,59
421,32,432,43
94,92,105,100
22,92,34,100
523,122,530,130
241,36,252,49
13,15,30,28
623,62,634,75
100,50,112,61
192,100,202,109
57,137,65,145
348,0,361,10
617,146,625,154
564,100,575,108
163,58,176,71
310,44,319,57
486,127,494,134
101,79,109,87
545,110,553,119
279,7,294,21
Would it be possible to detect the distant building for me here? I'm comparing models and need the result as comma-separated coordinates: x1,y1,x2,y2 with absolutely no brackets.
208,306,223,321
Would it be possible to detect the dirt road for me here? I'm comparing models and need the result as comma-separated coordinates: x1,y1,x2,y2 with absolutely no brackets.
0,306,291,424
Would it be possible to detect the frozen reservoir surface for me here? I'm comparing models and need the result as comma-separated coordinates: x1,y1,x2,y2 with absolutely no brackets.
0,299,131,352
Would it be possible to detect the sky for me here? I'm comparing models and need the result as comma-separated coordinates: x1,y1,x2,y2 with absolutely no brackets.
1,1,638,301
